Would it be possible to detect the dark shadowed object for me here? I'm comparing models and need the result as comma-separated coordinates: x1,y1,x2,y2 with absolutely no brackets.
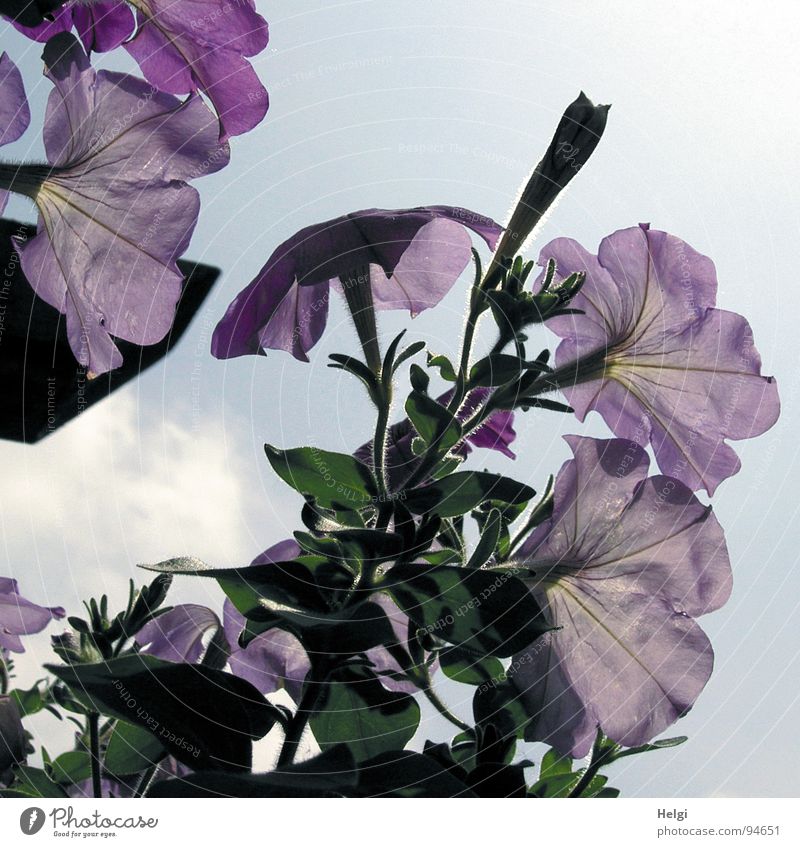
0,219,220,443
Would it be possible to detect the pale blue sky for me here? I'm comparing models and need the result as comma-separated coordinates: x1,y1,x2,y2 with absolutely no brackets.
1,0,798,797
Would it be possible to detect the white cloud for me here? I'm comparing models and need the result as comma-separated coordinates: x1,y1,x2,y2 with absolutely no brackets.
0,386,279,619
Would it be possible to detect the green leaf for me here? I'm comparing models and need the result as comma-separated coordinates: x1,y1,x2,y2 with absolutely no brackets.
613,735,688,761
310,667,420,763
469,354,550,387
325,528,406,562
404,472,535,518
301,502,366,533
50,751,92,786
392,341,426,373
386,564,549,657
265,445,378,510
539,747,573,780
409,363,430,392
420,548,462,566
405,391,462,451
518,398,574,414
466,508,503,568
529,770,612,798
149,746,358,798
142,557,347,628
473,678,532,740
328,602,405,656
528,771,580,797
465,762,527,797
440,648,504,686
430,455,466,479
46,655,280,772
9,682,47,717
327,355,380,402
350,751,475,797
104,721,167,777
9,766,69,798
427,353,457,381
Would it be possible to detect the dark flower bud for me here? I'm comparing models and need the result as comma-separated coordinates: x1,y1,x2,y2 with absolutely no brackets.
490,93,610,272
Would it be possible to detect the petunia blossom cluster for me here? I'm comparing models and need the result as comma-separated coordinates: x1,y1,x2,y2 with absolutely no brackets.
205,183,778,760
0,24,782,794
0,0,271,375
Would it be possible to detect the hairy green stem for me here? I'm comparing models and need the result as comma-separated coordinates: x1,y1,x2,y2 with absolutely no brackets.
133,764,159,799
422,678,470,733
373,382,392,503
340,267,381,373
447,305,480,415
277,660,330,768
0,163,50,199
567,735,613,797
0,654,10,695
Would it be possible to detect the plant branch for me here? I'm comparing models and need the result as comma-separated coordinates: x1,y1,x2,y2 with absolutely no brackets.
422,676,470,733
277,659,330,768
88,712,103,799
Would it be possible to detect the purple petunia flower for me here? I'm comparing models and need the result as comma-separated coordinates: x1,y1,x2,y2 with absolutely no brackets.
223,540,310,702
0,52,30,215
6,0,269,140
125,0,270,141
508,435,732,757
536,224,780,494
0,577,65,653
9,2,135,54
136,604,223,664
354,387,517,491
211,207,503,362
0,33,229,376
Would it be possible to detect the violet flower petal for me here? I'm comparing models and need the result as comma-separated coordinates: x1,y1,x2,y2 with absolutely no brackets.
332,218,473,316
125,1,270,140
72,2,136,53
514,590,715,756
539,225,780,493
367,593,440,693
251,538,304,566
8,6,74,44
123,16,194,94
224,609,309,703
136,604,222,664
0,52,30,215
0,577,65,654
15,33,229,375
9,2,134,53
0,53,30,147
224,540,310,701
212,207,502,362
510,435,731,756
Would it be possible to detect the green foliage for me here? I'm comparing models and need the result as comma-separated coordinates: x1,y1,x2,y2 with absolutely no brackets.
404,472,535,517
386,564,550,657
265,445,378,510
439,648,504,686
310,666,420,762
46,655,280,772
104,721,167,777
405,391,462,452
